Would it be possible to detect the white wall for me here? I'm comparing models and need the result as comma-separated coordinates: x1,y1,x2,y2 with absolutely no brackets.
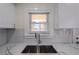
14,3,56,44
8,3,73,44
16,3,55,36
54,29,72,43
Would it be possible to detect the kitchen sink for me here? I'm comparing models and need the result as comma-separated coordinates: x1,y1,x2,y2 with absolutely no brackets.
22,45,57,53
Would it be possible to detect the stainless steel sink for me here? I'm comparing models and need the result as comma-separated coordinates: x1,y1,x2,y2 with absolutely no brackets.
22,45,57,53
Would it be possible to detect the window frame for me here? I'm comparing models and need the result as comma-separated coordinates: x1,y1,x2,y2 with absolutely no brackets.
29,12,49,34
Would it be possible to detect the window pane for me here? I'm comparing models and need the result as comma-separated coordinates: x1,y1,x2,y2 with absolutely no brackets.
32,14,47,23
31,24,40,31
40,24,47,31
31,13,48,32
31,23,47,32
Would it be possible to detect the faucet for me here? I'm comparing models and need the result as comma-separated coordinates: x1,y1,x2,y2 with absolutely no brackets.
35,33,41,44
35,33,41,53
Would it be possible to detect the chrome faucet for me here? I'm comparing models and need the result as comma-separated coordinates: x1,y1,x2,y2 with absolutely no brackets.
35,33,41,44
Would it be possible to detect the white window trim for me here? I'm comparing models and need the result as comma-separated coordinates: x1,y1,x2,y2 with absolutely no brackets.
29,12,49,34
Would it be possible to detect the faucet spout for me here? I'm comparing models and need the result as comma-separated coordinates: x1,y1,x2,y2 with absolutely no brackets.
35,33,41,44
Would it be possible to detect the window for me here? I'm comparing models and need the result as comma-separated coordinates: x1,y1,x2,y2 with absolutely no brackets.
30,13,48,33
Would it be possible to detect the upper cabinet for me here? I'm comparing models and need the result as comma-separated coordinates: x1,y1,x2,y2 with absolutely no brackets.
0,4,16,28
55,4,79,28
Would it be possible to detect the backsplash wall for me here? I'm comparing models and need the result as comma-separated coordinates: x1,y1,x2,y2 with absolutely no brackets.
72,28,79,44
0,30,7,45
8,28,73,44
54,29,73,43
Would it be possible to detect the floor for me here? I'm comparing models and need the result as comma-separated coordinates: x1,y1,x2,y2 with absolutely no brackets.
0,43,79,55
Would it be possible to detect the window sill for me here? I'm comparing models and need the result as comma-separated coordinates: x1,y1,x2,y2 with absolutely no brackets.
29,31,49,34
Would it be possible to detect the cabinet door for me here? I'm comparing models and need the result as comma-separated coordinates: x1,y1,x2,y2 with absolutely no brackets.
6,4,16,28
58,4,79,28
0,4,15,28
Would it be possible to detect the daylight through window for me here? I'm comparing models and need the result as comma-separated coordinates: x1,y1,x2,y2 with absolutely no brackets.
31,13,48,32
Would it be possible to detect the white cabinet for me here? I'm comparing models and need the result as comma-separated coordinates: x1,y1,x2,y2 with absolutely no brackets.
0,4,15,28
56,4,79,28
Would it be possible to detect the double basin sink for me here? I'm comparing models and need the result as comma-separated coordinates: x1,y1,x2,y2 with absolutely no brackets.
22,45,57,53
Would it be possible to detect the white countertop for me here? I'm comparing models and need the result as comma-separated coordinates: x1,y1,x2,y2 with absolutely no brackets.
8,43,79,55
